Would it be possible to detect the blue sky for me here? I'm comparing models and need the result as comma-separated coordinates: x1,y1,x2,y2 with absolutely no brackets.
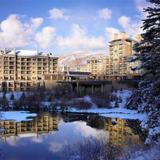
0,0,148,55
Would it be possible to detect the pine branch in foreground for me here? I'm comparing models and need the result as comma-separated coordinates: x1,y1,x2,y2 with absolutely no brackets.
127,0,160,143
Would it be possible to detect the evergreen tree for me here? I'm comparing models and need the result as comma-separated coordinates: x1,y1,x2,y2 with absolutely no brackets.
10,92,15,101
1,92,9,110
19,92,26,108
128,0,160,143
21,92,26,100
2,92,6,100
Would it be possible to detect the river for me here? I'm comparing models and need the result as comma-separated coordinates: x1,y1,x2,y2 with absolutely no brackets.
0,111,145,160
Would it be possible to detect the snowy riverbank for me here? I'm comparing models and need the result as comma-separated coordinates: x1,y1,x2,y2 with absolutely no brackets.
65,89,146,120
67,107,147,120
0,89,146,121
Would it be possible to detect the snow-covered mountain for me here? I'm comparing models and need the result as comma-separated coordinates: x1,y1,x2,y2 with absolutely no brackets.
58,51,108,68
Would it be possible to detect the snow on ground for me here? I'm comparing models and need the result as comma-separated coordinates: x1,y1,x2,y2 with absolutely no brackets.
0,111,37,122
61,90,146,120
74,96,97,108
100,112,146,121
122,143,160,160
67,90,146,120
0,90,146,121
67,107,147,120
111,90,132,108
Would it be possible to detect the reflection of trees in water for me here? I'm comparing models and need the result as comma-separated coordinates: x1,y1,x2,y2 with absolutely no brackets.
0,112,145,148
61,114,145,150
0,112,148,160
61,113,145,148
63,136,120,160
87,116,105,129
61,113,88,122
61,113,106,130
126,120,147,143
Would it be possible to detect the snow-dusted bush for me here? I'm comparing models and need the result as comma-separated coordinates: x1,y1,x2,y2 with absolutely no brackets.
120,142,160,160
64,137,120,160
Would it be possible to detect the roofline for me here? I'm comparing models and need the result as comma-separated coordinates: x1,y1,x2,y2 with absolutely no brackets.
0,49,58,58
109,38,133,43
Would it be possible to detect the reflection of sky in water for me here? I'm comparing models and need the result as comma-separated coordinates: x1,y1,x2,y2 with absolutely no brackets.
0,120,108,160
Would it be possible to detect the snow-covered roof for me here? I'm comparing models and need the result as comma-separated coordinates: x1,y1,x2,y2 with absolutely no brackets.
17,50,39,56
0,49,55,57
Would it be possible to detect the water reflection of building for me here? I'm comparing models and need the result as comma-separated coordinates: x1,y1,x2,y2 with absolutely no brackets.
0,113,58,140
105,118,140,147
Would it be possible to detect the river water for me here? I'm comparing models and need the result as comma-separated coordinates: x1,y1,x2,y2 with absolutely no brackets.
0,112,145,160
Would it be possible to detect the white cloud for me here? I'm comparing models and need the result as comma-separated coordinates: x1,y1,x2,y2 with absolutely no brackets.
135,0,150,18
98,8,112,20
105,27,120,41
35,26,56,49
135,0,153,19
6,137,17,146
116,0,151,38
31,17,43,28
73,121,108,139
118,16,130,29
49,141,67,153
57,24,106,51
49,8,69,20
0,14,30,48
31,136,43,143
118,15,142,36
0,14,43,48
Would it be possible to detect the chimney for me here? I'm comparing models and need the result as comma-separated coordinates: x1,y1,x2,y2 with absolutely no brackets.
121,32,126,40
114,33,118,40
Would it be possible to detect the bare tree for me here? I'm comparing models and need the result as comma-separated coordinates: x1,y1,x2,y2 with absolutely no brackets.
64,136,120,160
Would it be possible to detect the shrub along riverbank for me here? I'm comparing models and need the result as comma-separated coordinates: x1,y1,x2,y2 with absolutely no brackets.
0,85,131,111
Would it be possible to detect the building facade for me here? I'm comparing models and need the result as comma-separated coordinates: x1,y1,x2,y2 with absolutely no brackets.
0,49,58,91
87,57,109,79
108,32,141,79
76,64,90,73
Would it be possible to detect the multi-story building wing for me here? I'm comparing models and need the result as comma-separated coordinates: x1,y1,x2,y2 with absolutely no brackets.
87,56,109,79
108,32,141,79
109,32,133,79
0,49,58,91
106,57,110,78
76,64,90,73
